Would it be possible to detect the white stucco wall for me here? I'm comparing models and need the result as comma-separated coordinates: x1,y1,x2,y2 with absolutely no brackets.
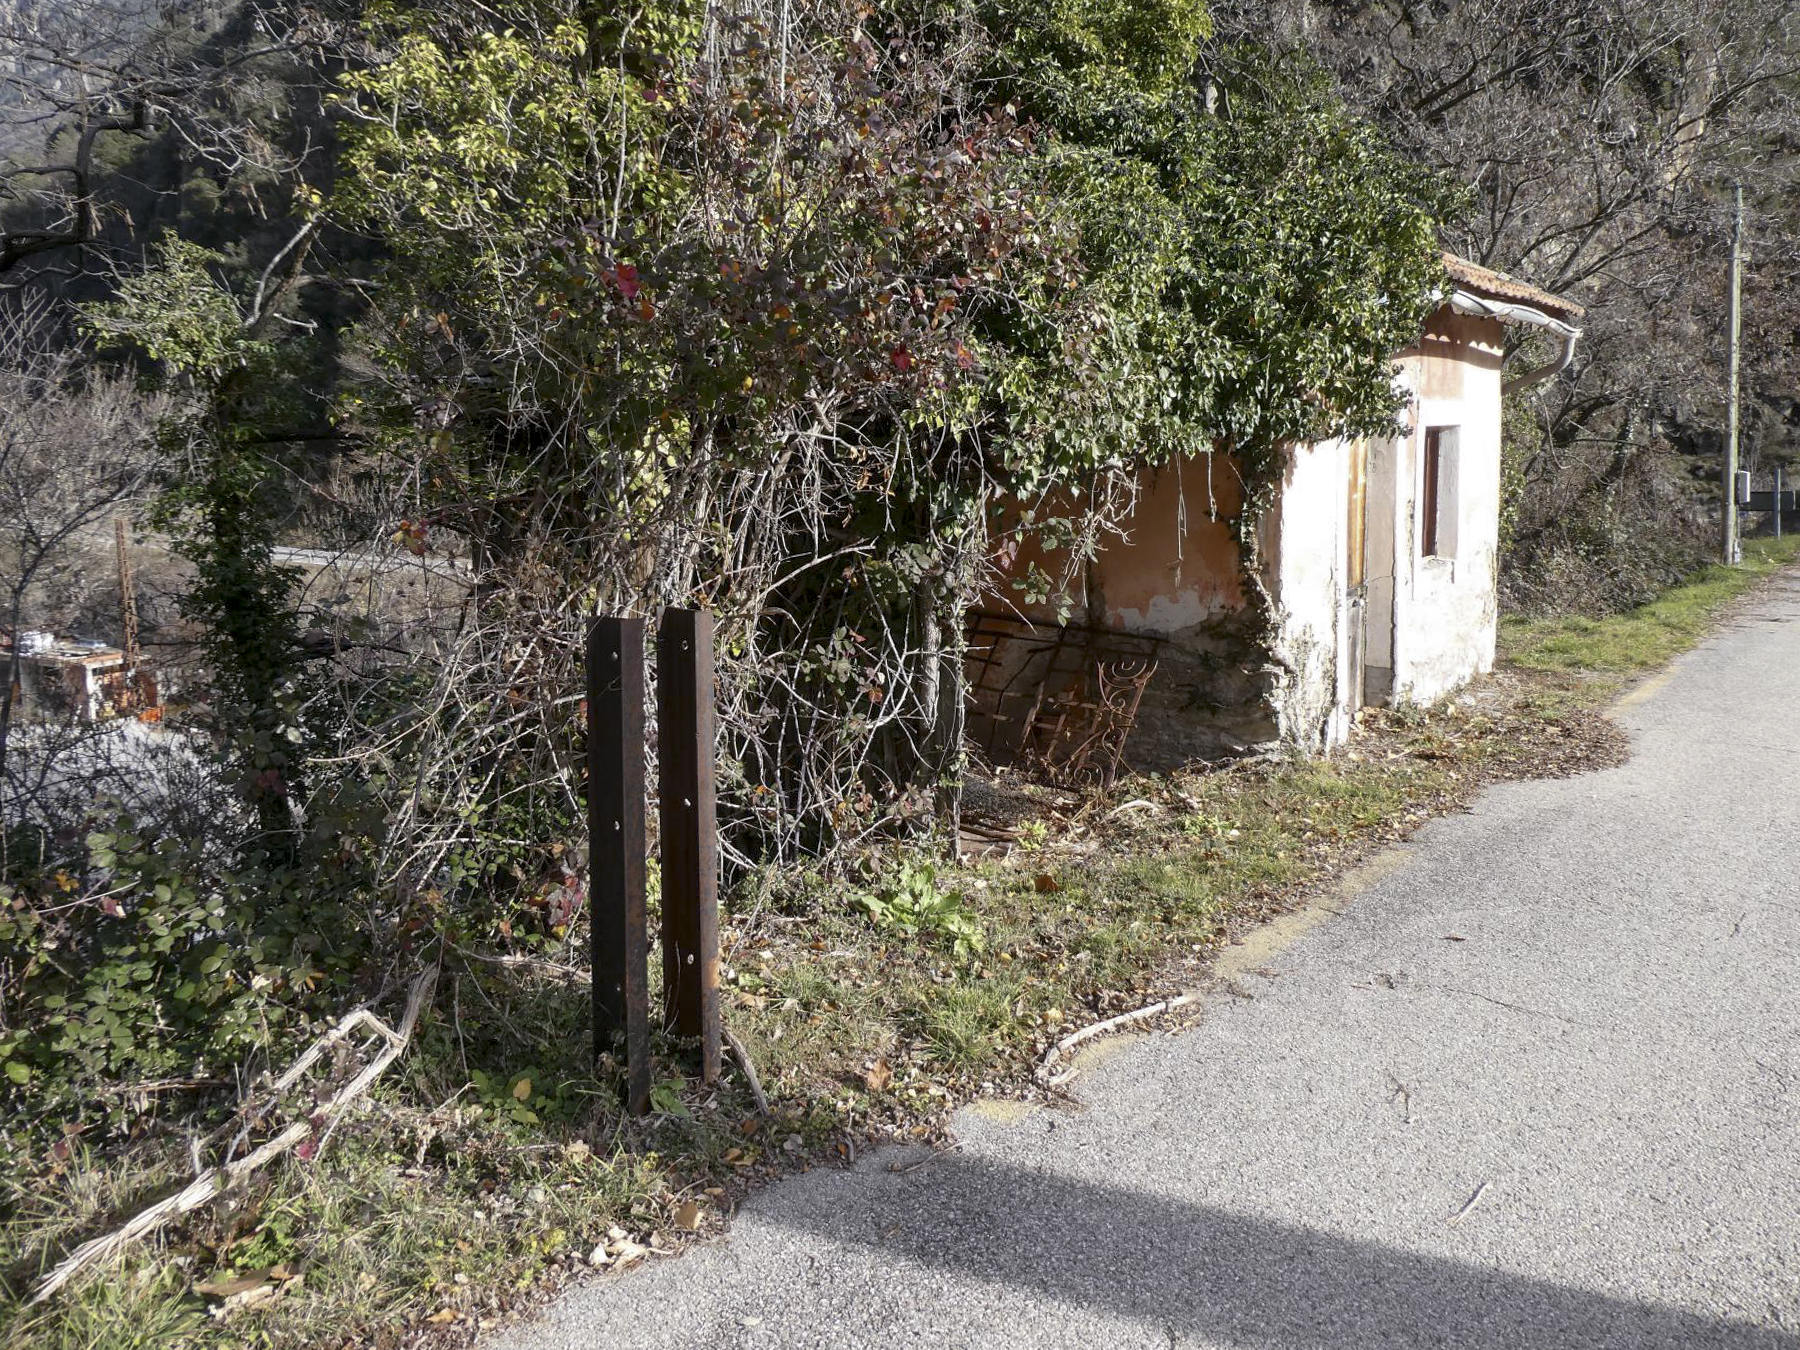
1263,308,1507,749
1380,312,1506,706
1264,437,1354,753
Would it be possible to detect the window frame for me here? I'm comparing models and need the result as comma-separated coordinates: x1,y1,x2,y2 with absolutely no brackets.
1420,425,1460,562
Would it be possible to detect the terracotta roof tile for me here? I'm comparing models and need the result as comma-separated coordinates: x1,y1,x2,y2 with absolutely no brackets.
1443,252,1584,321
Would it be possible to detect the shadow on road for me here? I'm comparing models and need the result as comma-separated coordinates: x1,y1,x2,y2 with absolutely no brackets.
762,1151,1797,1349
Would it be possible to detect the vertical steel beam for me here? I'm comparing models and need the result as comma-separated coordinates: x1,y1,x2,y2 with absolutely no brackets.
588,616,650,1115
657,608,720,1082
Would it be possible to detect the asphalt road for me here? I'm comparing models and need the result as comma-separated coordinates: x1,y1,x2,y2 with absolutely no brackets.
492,572,1800,1350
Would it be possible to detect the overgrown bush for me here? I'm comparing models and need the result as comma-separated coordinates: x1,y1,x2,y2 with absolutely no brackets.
1499,423,1715,616
316,0,1451,901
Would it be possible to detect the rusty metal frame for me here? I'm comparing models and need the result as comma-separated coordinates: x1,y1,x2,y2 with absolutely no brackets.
963,611,1162,788
588,616,651,1116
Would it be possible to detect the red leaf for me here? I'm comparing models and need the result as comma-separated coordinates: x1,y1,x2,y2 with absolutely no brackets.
889,345,913,372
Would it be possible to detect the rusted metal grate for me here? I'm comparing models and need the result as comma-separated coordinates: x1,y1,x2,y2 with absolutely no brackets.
963,611,1162,789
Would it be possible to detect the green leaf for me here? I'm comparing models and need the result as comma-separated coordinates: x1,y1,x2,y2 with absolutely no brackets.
649,1080,690,1117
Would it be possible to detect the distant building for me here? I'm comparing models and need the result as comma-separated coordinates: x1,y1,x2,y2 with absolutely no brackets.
2,631,160,724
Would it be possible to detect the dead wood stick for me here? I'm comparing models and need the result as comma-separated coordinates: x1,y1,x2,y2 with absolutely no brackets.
95,1076,224,1097
721,1026,768,1115
29,968,437,1306
1448,1179,1491,1227
887,1140,961,1175
1034,992,1202,1087
958,818,1020,839
1105,799,1161,819
454,946,588,985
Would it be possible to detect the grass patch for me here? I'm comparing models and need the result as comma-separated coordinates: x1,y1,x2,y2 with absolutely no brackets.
1,967,702,1350
722,752,1459,1119
1500,536,1800,679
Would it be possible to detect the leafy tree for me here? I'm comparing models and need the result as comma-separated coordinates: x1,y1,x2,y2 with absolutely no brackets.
329,0,1086,874
976,15,1455,497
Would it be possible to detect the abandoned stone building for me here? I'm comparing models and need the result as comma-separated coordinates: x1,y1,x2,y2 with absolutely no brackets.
967,254,1585,780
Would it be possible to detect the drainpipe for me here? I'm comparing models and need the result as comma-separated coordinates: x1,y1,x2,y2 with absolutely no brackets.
1445,289,1583,395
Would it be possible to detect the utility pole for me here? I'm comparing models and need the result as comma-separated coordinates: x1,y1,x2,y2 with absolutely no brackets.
1723,185,1744,565
114,517,142,705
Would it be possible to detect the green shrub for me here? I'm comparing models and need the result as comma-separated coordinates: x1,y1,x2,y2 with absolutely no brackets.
0,811,371,1136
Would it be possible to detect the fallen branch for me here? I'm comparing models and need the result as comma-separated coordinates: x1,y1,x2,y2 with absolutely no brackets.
1448,1179,1491,1227
1034,992,1202,1088
722,1026,768,1115
1105,798,1161,819
886,1140,961,1175
29,967,438,1306
94,1076,225,1097
958,820,1019,841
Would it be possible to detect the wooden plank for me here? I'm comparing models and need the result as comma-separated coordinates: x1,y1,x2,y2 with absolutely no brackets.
657,608,720,1082
588,615,650,1116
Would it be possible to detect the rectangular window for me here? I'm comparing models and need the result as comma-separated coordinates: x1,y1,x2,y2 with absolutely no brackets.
1421,426,1460,559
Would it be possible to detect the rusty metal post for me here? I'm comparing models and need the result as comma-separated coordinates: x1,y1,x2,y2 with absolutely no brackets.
588,616,650,1115
657,608,720,1082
